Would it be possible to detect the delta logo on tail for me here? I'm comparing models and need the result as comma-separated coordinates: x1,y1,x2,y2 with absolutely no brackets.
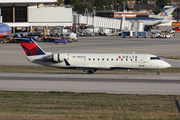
20,42,41,56
16,37,45,56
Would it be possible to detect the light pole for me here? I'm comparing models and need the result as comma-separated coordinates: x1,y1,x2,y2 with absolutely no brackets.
117,3,119,11
175,3,177,13
111,5,113,11
138,1,140,11
93,6,96,16
122,2,125,12
93,6,96,33
103,5,105,11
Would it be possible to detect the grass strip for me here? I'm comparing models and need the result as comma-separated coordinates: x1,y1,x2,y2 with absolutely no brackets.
163,56,180,60
0,90,179,120
0,65,179,74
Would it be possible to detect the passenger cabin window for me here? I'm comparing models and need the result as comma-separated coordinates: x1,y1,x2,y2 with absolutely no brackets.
150,57,161,60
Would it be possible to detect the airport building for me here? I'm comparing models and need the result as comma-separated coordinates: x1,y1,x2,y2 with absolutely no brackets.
0,0,73,33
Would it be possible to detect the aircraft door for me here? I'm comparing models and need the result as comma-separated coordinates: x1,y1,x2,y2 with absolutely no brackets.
139,58,145,67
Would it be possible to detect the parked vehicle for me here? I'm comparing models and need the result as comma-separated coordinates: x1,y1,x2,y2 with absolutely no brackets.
151,30,172,38
150,29,161,34
174,27,180,32
55,39,67,44
122,31,133,38
50,27,64,37
159,31,171,38
151,33,161,38
31,36,39,41
62,32,78,42
136,31,147,38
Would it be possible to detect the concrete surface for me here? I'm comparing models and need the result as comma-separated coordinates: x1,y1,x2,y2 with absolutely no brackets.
0,73,180,95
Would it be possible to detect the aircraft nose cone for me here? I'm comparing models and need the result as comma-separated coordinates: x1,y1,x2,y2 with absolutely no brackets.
164,62,171,68
167,63,171,68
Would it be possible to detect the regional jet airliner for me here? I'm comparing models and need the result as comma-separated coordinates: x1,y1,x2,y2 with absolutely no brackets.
17,37,171,74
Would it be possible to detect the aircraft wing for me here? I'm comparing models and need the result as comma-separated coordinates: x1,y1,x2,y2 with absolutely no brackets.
3,31,42,37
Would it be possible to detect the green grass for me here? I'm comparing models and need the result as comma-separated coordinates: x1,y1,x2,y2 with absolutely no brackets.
0,91,179,120
0,66,180,119
163,56,180,60
0,65,180,74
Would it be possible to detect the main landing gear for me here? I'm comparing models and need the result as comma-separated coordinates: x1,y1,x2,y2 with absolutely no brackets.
86,70,96,74
156,70,161,75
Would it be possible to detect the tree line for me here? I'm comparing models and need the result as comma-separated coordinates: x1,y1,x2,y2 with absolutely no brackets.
57,0,172,15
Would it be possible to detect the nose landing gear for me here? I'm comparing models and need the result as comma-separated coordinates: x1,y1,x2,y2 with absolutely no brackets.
156,70,161,75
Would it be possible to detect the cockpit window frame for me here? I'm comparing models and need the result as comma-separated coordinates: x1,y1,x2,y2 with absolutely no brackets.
150,57,161,60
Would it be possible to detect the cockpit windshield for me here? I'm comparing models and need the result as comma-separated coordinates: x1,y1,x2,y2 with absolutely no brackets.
150,57,161,60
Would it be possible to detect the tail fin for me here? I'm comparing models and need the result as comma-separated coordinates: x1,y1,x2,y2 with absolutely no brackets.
16,37,46,56
155,6,179,19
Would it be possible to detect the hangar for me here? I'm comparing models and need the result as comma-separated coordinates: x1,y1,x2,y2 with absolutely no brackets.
0,0,73,33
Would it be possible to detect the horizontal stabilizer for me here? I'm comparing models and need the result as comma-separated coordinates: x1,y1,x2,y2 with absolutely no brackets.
3,31,42,37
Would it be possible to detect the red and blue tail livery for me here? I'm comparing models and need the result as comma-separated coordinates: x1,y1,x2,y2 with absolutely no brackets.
16,37,45,56
16,37,171,74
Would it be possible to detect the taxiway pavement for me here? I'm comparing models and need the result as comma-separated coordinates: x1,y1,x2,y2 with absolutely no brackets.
0,33,180,95
0,73,180,95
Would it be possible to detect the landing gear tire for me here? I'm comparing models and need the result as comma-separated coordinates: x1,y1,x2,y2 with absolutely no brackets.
87,70,95,74
156,70,161,75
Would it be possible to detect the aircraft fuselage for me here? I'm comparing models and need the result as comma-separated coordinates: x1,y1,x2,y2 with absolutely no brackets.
27,53,171,70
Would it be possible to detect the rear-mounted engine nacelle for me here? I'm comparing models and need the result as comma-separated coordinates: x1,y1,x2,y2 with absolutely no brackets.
43,53,67,63
52,53,67,62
